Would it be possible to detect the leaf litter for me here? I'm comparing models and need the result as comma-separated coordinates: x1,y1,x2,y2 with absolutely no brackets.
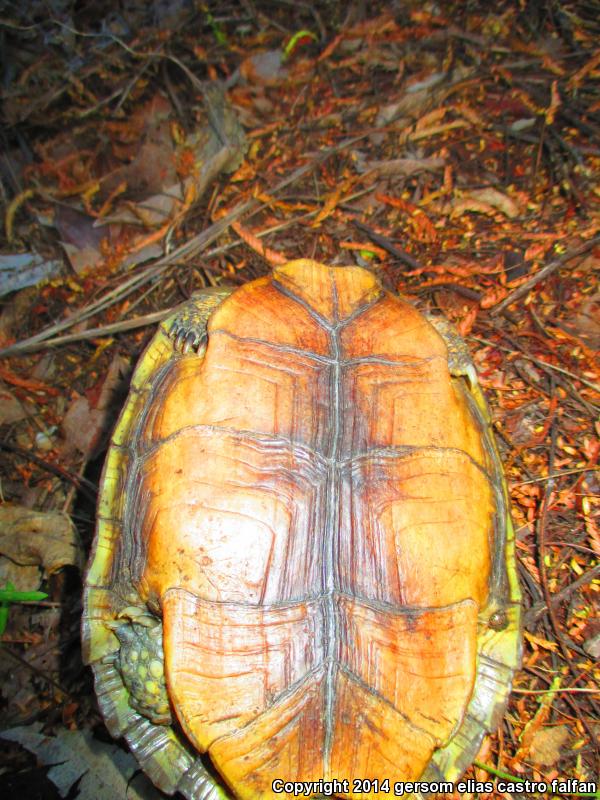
0,1,598,797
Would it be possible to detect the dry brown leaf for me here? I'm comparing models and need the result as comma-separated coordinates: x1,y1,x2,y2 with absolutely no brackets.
312,176,357,226
0,505,83,575
557,292,600,350
523,631,559,651
450,197,498,219
239,50,287,84
469,187,521,218
583,631,600,659
0,724,163,800
529,725,571,767
363,156,445,176
0,559,40,593
61,354,129,458
0,384,27,426
452,188,520,219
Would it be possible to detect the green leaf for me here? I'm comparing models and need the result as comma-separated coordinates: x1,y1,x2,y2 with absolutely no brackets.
0,582,48,636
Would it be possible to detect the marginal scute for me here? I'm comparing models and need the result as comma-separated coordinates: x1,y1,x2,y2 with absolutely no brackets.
124,713,196,794
92,659,143,738
96,447,129,521
178,761,229,800
82,586,120,664
83,260,521,800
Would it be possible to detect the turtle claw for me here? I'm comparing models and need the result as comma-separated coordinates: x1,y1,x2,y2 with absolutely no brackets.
165,288,233,355
426,314,478,384
184,329,201,353
169,320,206,354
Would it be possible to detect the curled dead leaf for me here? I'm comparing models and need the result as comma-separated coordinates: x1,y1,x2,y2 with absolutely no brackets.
0,559,40,593
583,632,600,659
359,156,445,177
451,188,520,220
480,285,509,309
469,187,521,218
240,50,287,84
61,354,129,458
0,505,84,575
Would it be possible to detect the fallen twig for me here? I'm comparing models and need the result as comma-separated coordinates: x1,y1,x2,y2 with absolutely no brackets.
352,220,422,269
490,234,600,317
0,136,366,359
523,564,600,627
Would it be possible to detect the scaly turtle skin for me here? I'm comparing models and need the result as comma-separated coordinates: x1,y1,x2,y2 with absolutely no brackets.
82,261,521,800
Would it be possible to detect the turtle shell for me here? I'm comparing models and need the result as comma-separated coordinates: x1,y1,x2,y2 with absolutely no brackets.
83,260,521,800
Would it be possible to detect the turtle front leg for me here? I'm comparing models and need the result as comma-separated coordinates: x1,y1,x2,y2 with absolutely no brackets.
426,313,493,429
165,286,234,354
426,314,478,388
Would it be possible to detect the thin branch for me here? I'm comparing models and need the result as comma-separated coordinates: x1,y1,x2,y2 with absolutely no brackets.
523,564,600,626
0,441,97,500
490,234,600,317
0,136,366,359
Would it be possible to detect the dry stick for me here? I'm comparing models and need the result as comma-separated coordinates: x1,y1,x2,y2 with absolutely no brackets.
3,188,376,352
490,233,600,317
0,137,365,359
10,309,176,351
536,420,585,661
0,441,97,499
523,663,600,746
421,282,482,302
514,687,600,695
0,213,242,358
523,563,600,626
351,219,421,269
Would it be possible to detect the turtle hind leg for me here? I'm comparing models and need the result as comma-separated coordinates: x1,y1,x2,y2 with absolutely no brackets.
108,608,172,724
165,286,234,354
104,606,229,798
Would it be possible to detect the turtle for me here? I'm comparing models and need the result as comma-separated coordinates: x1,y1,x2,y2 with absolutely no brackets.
82,260,521,800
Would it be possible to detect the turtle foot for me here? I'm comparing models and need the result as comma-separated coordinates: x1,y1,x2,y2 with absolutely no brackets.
426,314,477,387
169,309,208,354
110,610,172,724
166,287,234,354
